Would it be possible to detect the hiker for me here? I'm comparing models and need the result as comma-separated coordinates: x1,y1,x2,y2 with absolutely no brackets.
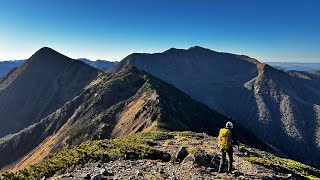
217,121,238,173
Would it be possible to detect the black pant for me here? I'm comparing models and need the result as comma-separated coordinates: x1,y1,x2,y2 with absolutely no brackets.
219,147,233,172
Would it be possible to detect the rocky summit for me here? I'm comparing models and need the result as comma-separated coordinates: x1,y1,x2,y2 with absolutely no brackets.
2,131,319,179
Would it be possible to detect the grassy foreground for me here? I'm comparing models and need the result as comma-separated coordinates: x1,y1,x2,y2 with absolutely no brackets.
1,131,319,179
0,131,176,180
244,148,320,180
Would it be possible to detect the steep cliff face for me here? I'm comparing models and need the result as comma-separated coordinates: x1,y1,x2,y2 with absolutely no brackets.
108,47,320,168
0,47,100,137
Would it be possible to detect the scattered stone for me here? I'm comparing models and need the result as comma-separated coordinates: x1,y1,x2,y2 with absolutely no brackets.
175,146,188,162
182,153,209,166
135,170,143,177
90,174,101,180
50,134,292,180
62,173,73,178
100,168,109,176
146,159,153,165
83,173,91,179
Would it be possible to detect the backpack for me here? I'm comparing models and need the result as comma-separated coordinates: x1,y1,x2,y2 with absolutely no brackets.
218,128,232,151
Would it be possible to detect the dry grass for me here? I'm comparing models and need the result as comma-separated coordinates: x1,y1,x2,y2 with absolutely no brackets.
9,117,73,172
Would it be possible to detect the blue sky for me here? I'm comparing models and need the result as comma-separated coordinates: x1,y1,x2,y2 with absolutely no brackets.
0,0,319,62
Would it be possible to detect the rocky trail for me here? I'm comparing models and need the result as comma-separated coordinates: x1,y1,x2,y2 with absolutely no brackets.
51,133,295,180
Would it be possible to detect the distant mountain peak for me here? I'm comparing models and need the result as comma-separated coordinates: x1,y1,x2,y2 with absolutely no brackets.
163,47,185,54
30,47,70,62
34,47,58,55
164,46,210,53
188,46,210,51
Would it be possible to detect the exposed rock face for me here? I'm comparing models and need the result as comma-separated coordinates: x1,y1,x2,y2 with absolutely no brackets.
108,46,320,168
0,47,100,138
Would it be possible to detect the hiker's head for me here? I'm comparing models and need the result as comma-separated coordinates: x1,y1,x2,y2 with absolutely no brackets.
226,121,233,129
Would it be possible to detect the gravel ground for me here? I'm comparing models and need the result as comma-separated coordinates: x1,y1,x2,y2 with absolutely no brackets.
50,133,292,180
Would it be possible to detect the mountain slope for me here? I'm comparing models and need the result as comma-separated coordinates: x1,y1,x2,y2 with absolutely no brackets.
78,58,117,71
0,59,116,78
0,47,100,137
0,66,267,170
0,60,25,77
108,46,320,168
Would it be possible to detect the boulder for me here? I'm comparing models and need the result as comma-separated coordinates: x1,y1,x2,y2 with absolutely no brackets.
182,153,213,167
175,146,188,162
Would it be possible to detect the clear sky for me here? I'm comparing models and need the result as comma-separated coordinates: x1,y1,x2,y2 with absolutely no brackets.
0,0,319,62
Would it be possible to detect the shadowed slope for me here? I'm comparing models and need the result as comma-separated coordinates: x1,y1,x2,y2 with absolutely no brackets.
108,46,320,168
0,66,267,170
0,47,100,137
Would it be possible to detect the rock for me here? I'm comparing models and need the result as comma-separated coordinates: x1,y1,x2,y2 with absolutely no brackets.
100,168,114,176
100,168,107,175
83,173,91,179
287,174,296,180
159,168,165,174
146,160,153,165
175,146,188,162
135,170,143,177
62,173,74,177
91,174,101,180
181,153,208,166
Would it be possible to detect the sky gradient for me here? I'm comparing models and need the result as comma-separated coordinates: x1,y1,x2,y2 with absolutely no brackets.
0,0,319,62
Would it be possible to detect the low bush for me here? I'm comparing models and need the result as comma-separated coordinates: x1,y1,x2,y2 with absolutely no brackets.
0,131,173,179
244,149,320,180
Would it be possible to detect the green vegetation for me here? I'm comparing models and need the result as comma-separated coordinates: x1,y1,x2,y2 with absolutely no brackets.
244,148,320,180
2,130,317,179
0,131,173,180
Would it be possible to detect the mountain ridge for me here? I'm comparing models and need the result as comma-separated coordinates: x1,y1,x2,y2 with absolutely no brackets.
0,66,268,171
108,46,320,168
0,47,100,137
